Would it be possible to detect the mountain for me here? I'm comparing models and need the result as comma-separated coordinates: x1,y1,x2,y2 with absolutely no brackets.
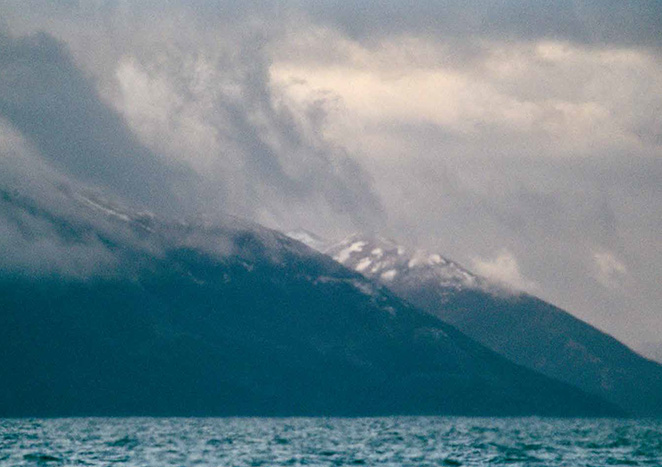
0,188,620,417
321,233,662,417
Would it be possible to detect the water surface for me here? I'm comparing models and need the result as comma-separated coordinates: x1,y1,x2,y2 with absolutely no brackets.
2,417,660,466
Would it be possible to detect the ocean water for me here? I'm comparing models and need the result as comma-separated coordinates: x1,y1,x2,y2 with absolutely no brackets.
1,417,661,466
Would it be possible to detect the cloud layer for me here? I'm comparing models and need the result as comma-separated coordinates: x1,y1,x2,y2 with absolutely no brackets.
1,0,661,352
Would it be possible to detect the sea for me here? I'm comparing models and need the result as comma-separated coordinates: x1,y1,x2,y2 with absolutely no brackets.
1,417,660,466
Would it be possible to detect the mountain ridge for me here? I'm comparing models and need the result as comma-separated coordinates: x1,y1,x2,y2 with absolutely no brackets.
299,231,662,417
0,189,621,417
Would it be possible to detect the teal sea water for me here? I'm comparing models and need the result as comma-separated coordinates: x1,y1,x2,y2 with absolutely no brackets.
1,417,660,466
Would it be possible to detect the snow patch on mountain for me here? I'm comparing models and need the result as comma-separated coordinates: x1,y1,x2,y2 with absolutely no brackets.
381,269,398,281
286,230,525,297
355,257,373,272
323,234,482,291
334,240,368,263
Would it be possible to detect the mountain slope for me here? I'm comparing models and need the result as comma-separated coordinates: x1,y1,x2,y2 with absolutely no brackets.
322,234,662,417
0,189,619,417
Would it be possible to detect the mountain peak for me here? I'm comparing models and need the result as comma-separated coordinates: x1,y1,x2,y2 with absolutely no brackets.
321,233,482,292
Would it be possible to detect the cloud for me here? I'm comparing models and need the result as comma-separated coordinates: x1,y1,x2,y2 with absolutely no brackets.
1,0,661,350
104,25,384,234
301,0,662,51
0,200,120,279
593,251,628,289
0,31,194,216
274,38,662,161
472,250,539,293
0,6,386,236
0,114,162,278
267,12,662,348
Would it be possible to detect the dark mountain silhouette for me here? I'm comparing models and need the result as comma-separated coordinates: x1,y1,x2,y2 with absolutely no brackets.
0,190,619,417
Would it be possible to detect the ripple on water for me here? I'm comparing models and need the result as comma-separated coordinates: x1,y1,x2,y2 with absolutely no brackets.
23,453,63,464
0,417,660,467
106,436,139,449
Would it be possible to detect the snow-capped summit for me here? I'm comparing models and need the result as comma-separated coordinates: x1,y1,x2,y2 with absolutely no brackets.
319,234,483,294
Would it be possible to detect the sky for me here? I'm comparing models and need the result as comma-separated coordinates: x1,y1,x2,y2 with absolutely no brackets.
0,1,661,357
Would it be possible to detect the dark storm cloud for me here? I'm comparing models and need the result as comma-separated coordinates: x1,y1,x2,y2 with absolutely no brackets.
0,32,194,215
5,0,662,52
0,4,385,233
303,0,662,50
